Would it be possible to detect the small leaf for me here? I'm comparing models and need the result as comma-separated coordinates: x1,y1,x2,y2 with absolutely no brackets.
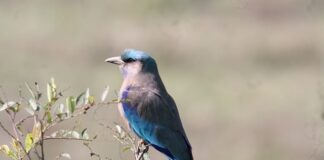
57,153,71,159
122,146,131,152
58,104,65,113
35,82,42,100
63,131,80,139
11,139,23,157
88,96,95,106
0,101,16,112
0,145,16,159
85,88,90,104
81,128,87,136
8,102,20,113
50,78,57,93
28,99,39,111
25,82,36,99
47,77,57,103
47,83,53,103
76,92,85,106
115,125,122,133
56,104,65,119
50,131,59,138
81,128,89,139
101,86,109,102
32,122,41,142
25,108,35,115
66,96,76,114
143,152,150,160
24,133,34,152
45,111,52,123
71,131,80,139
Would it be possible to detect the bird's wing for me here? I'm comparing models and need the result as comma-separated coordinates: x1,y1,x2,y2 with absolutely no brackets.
124,87,192,160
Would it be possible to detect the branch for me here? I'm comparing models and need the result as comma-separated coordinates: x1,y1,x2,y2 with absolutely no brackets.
0,121,32,160
0,121,17,140
43,137,92,142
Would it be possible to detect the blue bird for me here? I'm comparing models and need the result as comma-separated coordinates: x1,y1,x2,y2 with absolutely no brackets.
105,49,193,160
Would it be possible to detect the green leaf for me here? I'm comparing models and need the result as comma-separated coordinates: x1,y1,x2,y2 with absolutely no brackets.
24,133,34,153
66,96,76,114
88,96,95,106
0,145,16,159
45,111,52,123
101,86,109,102
122,146,131,152
11,139,23,157
47,77,57,103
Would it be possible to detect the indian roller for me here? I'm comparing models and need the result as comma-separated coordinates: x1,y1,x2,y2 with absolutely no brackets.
105,49,193,160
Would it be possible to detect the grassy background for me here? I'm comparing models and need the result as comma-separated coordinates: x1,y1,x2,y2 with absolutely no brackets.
0,0,324,159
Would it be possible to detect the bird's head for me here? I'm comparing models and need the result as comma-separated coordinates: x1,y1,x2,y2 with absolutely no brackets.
105,49,158,78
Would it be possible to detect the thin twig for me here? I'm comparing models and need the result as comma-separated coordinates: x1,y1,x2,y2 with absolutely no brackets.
16,115,34,126
0,121,17,139
5,110,20,140
5,109,32,160
43,137,92,142
40,122,45,160
34,148,42,160
0,121,32,160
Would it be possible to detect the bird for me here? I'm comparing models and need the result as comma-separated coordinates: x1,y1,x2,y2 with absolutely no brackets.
105,49,193,160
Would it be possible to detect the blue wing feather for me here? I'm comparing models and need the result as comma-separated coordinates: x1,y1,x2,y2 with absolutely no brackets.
121,87,192,160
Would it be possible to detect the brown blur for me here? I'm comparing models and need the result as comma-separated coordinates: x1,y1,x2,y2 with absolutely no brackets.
0,0,324,160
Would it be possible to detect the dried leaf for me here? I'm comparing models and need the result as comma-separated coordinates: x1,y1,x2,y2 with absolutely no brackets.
25,107,35,115
101,86,109,102
28,99,39,111
57,153,71,159
47,83,53,103
25,82,36,99
32,122,41,142
85,88,90,104
76,92,85,106
81,128,89,139
115,125,122,134
0,101,16,112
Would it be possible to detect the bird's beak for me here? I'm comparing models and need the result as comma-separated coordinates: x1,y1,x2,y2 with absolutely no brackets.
105,56,124,65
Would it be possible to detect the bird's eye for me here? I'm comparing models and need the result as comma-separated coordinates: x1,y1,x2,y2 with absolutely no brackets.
124,58,136,63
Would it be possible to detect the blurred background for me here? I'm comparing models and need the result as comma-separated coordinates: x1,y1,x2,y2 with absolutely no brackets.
0,0,324,159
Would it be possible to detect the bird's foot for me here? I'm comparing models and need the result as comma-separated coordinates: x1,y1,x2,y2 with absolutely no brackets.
135,139,150,160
